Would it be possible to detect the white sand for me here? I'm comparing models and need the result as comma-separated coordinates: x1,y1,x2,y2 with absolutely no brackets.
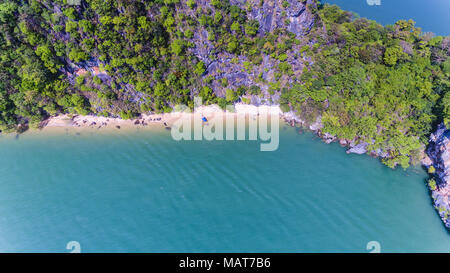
41,104,282,130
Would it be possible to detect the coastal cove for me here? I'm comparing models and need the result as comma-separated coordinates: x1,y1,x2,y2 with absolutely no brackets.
0,125,449,252
0,0,448,253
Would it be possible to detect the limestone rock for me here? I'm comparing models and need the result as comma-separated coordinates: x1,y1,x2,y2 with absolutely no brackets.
426,123,450,229
346,142,368,155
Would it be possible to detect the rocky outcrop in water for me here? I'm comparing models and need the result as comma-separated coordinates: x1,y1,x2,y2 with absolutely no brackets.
346,142,369,155
423,123,450,230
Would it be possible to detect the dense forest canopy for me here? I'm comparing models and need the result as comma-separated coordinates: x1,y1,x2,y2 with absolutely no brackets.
280,4,450,168
0,0,448,168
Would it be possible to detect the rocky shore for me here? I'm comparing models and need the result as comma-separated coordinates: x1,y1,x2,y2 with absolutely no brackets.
282,112,450,230
281,113,380,155
422,123,450,230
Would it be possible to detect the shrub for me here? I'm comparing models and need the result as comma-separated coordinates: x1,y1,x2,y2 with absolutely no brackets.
428,179,437,191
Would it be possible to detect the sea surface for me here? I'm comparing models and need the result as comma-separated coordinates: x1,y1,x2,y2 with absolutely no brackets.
322,0,450,36
0,126,448,252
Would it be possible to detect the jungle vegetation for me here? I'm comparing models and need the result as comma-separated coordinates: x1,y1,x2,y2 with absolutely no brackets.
0,0,448,168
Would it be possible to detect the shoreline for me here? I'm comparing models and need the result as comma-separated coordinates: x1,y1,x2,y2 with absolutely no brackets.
38,103,283,131
10,102,450,230
422,124,450,230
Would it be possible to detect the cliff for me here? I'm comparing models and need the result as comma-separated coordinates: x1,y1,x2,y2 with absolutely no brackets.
423,124,450,230
185,0,316,101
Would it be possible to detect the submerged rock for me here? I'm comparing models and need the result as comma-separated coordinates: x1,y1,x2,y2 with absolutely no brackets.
426,123,450,230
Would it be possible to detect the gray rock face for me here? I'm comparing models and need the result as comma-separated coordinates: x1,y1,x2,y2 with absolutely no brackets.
309,116,323,131
323,133,336,144
184,0,316,102
287,0,315,37
346,142,368,155
282,111,305,125
192,29,215,67
244,0,314,37
426,123,450,230
287,0,306,17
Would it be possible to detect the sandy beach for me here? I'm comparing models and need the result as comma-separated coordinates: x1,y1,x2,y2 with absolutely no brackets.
39,104,282,131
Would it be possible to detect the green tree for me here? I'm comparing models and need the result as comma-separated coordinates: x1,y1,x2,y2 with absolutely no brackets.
194,61,206,75
187,0,195,9
383,45,403,66
171,39,185,56
226,89,237,102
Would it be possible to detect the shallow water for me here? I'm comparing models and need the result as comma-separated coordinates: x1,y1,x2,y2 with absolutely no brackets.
0,126,448,252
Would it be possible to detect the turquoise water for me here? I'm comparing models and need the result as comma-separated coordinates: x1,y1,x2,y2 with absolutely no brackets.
322,0,450,36
0,126,448,252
